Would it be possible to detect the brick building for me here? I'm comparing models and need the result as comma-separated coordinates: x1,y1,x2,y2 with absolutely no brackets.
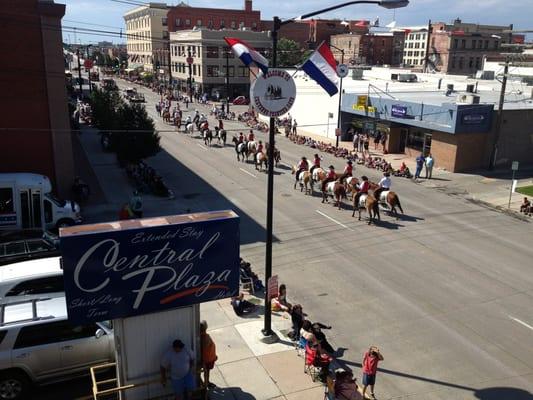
427,19,514,74
330,32,394,66
167,0,261,32
0,0,74,196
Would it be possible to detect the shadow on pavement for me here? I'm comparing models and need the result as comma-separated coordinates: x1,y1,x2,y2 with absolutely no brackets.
474,387,533,400
210,386,257,400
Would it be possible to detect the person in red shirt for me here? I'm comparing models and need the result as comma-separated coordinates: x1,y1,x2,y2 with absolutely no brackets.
218,118,224,130
339,160,353,183
238,132,244,143
248,130,255,142
257,140,263,153
362,346,384,399
310,154,321,175
321,165,336,192
353,175,369,208
295,156,309,182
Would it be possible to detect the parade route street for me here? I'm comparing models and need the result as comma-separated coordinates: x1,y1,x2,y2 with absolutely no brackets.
109,81,533,400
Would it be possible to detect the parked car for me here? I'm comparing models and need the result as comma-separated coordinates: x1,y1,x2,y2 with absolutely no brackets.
0,257,63,300
0,297,114,399
129,92,145,103
0,231,59,266
232,96,249,105
123,87,137,99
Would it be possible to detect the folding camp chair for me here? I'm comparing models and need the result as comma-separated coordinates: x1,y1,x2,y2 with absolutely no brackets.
239,268,255,294
296,336,307,357
304,343,321,382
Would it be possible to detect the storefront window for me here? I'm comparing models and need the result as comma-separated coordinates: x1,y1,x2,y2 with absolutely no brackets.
406,130,424,150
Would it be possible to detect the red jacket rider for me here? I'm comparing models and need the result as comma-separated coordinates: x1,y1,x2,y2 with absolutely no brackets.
357,180,369,193
313,156,321,168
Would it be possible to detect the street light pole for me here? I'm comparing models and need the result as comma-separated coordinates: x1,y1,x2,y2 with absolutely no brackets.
330,44,345,148
226,51,231,114
86,45,92,94
261,0,409,339
76,48,83,94
188,48,193,103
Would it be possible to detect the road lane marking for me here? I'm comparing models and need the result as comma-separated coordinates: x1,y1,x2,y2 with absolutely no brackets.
239,168,257,178
315,210,354,231
509,316,533,331
196,144,208,150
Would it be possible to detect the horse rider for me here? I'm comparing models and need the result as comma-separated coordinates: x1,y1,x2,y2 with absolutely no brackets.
374,172,391,201
322,165,336,192
310,154,321,175
193,110,200,124
353,175,370,207
219,118,224,130
185,115,192,125
238,132,245,144
248,130,255,142
257,140,264,154
339,160,353,183
296,156,309,182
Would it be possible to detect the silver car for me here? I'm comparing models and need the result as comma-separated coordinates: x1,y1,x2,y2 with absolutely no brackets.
0,297,114,400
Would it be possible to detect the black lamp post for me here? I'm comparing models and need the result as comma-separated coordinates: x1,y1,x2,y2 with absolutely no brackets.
330,44,345,147
262,0,410,339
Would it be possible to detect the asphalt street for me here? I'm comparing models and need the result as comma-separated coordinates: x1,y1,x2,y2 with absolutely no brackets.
43,80,533,400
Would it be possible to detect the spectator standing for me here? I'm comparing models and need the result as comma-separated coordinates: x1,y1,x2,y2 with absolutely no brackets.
160,339,195,400
353,131,359,151
361,346,384,399
380,133,387,153
415,153,425,180
292,119,298,134
200,321,217,389
425,153,434,179
363,135,370,154
373,131,381,150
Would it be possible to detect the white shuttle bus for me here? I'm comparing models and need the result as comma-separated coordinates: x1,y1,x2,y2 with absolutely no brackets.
0,173,81,231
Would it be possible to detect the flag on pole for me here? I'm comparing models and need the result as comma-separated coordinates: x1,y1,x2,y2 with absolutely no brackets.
301,41,339,96
224,37,269,75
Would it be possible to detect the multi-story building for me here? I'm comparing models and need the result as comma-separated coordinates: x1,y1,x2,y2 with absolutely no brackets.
123,3,169,72
428,19,514,74
0,0,74,197
330,32,393,66
169,29,271,99
167,0,261,32
401,27,429,68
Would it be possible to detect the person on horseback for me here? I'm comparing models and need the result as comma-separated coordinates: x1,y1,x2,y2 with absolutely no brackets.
248,130,255,142
374,172,391,201
339,160,353,183
257,140,264,153
193,110,200,124
185,115,192,125
295,156,309,181
238,132,244,143
322,165,336,192
218,118,224,130
310,154,321,175
353,176,370,207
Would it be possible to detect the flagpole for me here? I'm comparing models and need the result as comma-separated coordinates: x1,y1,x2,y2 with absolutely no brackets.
330,44,345,148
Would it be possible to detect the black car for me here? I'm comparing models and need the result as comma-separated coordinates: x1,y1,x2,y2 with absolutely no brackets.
0,230,60,266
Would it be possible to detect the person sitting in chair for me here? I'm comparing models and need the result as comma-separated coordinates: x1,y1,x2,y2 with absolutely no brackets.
520,197,530,215
353,176,370,207
230,293,256,316
334,369,363,400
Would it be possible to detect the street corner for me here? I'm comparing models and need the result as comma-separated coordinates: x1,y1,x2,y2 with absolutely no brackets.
209,325,255,365
234,320,295,357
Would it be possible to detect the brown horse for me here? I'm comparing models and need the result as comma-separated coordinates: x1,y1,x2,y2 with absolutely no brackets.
255,151,268,172
322,180,346,209
369,183,404,218
292,166,311,195
352,193,380,225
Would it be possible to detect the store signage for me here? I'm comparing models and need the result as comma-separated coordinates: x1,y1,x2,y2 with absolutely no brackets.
357,95,368,107
461,114,485,124
267,275,279,300
391,104,408,118
250,69,296,117
352,104,376,113
60,211,240,323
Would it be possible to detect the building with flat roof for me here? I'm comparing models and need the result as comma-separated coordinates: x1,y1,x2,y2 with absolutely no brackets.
331,32,395,66
169,29,271,99
123,3,169,72
282,67,533,172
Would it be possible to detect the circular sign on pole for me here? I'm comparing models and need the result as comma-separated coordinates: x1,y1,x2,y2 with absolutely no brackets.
84,59,94,69
336,64,349,78
250,69,296,117
186,57,194,65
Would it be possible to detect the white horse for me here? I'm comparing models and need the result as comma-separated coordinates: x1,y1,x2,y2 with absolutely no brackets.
247,140,257,153
185,123,194,134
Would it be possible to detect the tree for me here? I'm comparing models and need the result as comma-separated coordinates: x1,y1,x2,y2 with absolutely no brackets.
277,38,308,67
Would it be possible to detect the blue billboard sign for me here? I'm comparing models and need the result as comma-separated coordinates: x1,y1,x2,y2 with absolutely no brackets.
60,211,240,323
391,104,408,118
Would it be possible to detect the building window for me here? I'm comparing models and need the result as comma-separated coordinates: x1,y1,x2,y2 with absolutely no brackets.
162,31,169,39
223,66,235,77
475,57,481,69
461,39,466,48
162,17,167,26
494,41,499,49
484,40,489,49
196,19,202,27
451,56,456,69
239,66,248,77
223,46,235,58
252,22,257,29
220,19,225,28
207,65,220,77
459,57,464,69
208,20,213,29
231,20,236,29
469,58,474,68
185,19,191,26
175,18,181,27
206,46,219,58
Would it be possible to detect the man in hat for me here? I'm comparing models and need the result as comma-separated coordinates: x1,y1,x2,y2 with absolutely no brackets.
296,156,309,182
322,165,337,192
353,176,370,208
374,172,392,203
310,154,321,175
160,339,195,400
339,160,353,183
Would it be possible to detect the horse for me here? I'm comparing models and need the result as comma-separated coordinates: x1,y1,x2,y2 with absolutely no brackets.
322,180,346,209
203,129,213,146
374,189,404,218
352,193,380,225
273,148,281,167
345,177,359,200
247,140,257,154
215,128,227,146
162,110,171,123
232,136,248,162
291,166,311,195
255,151,268,172
185,123,194,135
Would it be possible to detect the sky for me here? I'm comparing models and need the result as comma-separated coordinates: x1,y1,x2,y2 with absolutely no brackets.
62,0,533,44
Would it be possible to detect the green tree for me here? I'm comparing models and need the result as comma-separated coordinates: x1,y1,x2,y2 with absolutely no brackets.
277,38,307,67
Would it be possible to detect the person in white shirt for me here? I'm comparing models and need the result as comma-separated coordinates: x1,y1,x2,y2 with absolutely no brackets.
374,172,391,201
160,339,195,400
425,154,434,179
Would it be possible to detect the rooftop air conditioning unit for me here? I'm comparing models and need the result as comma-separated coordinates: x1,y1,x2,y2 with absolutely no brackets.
456,94,480,104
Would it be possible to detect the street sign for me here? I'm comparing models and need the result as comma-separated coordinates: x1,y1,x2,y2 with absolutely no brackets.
250,69,296,117
186,56,194,65
267,275,279,300
512,161,519,171
328,112,334,118
59,211,240,323
336,64,349,78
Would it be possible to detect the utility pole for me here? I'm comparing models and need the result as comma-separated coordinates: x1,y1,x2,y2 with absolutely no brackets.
86,45,92,94
76,48,83,94
489,56,509,169
188,48,193,103
225,51,231,114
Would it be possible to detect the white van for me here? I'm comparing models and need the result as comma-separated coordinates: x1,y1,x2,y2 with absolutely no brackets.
0,256,63,300
0,173,81,231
